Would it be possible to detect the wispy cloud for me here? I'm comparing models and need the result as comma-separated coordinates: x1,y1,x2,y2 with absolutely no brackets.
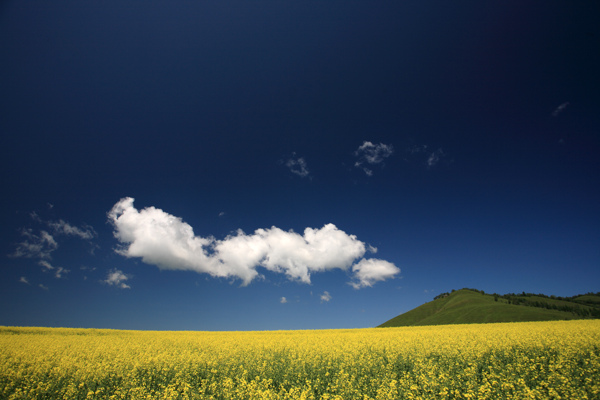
39,284,49,291
103,269,131,289
109,197,400,288
285,153,310,178
47,220,96,240
405,145,447,169
11,213,97,261
426,148,445,168
11,229,58,259
354,141,394,175
38,260,69,279
280,296,288,304
320,291,332,303
19,276,30,285
552,102,569,117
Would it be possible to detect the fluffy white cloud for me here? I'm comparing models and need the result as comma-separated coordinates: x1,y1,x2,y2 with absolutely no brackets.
280,296,288,304
108,198,399,288
350,258,401,289
19,276,29,284
354,141,393,175
104,269,131,289
320,291,332,302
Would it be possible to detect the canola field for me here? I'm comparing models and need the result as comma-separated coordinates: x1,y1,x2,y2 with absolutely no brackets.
1,320,599,400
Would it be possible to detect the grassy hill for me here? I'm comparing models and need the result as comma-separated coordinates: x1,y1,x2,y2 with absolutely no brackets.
378,289,600,327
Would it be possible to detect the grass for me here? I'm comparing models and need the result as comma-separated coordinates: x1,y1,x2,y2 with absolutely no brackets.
378,289,598,327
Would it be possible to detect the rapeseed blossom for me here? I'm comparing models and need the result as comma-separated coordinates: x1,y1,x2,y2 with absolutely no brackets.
1,320,599,399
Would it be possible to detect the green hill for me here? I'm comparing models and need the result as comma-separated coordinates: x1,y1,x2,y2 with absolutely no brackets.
378,289,600,327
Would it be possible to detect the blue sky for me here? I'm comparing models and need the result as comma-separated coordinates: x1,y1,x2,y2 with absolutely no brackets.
1,1,599,331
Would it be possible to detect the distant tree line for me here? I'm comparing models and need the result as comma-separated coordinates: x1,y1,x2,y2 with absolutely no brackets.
432,289,600,318
434,288,485,300
499,292,600,319
500,291,600,302
433,292,450,300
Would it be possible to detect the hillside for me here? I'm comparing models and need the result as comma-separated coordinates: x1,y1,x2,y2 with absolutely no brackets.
378,289,600,327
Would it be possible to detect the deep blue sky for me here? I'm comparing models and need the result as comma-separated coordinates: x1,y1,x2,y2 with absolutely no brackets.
1,1,599,331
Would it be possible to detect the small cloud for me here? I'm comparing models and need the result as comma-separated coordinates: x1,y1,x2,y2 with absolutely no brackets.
404,145,447,169
103,269,131,289
54,267,68,279
350,258,400,289
11,229,58,260
19,276,30,285
354,141,394,175
39,260,54,270
48,219,96,240
11,213,97,262
39,284,49,291
218,211,226,217
280,296,288,304
320,291,332,303
552,102,569,117
39,260,69,278
285,153,310,178
427,149,444,168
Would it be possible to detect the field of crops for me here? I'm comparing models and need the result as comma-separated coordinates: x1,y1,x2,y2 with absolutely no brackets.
1,320,599,399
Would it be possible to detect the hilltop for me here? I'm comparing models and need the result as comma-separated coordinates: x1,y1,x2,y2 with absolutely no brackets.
378,288,600,327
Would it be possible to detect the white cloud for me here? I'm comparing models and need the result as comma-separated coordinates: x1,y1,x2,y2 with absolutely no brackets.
109,197,398,288
19,276,29,284
280,296,288,304
39,284,49,291
104,269,131,289
320,291,332,302
350,258,401,289
285,153,310,178
354,141,393,175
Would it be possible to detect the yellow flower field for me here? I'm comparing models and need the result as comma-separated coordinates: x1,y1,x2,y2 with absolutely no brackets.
1,320,599,399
